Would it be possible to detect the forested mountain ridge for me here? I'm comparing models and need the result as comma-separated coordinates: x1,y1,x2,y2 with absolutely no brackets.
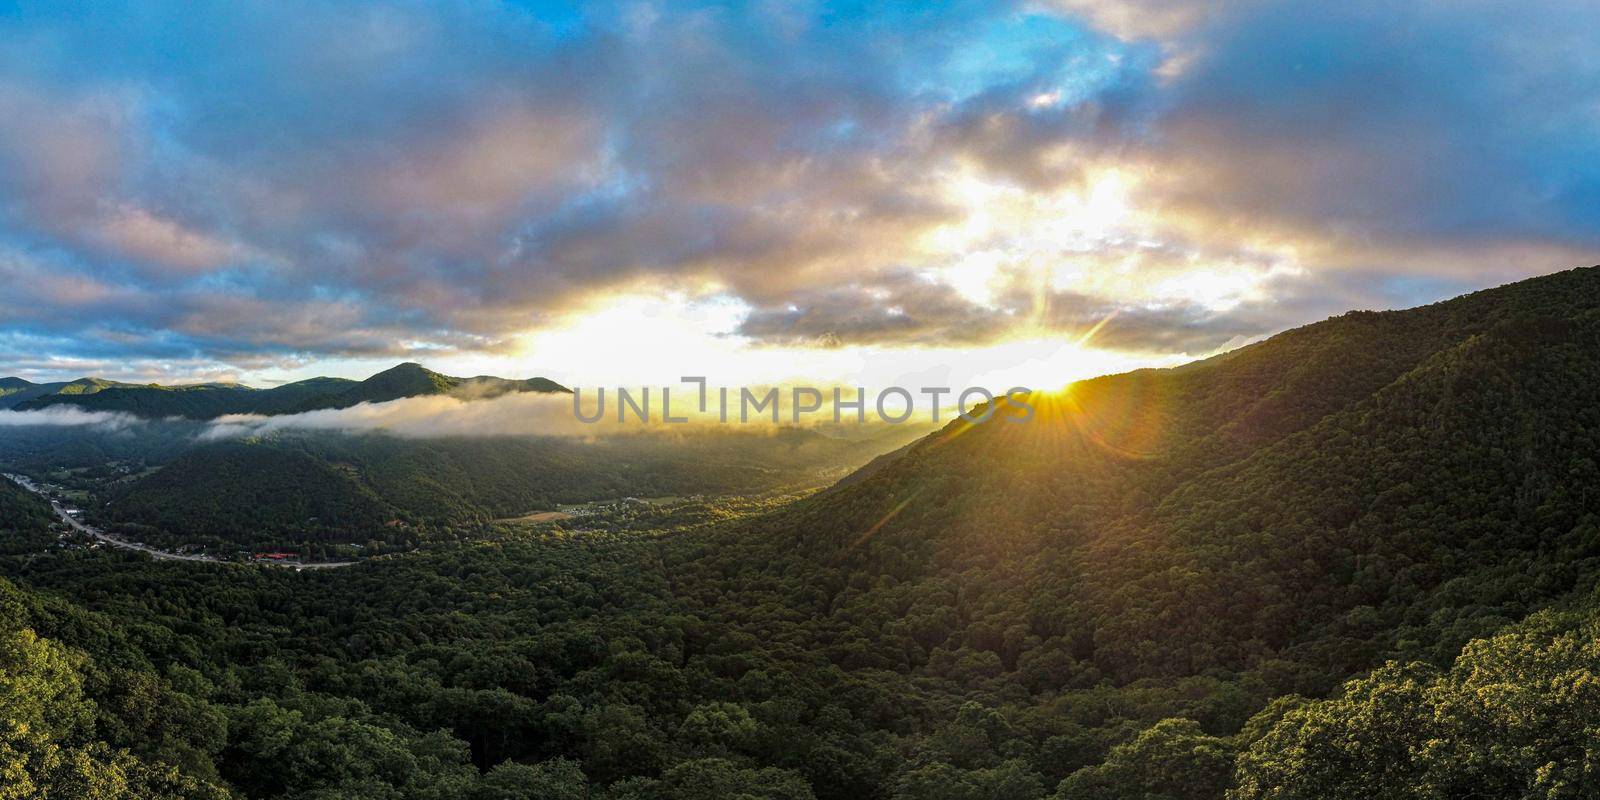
651,264,1600,791
768,269,1600,678
5,267,1600,798
829,263,1600,516
4,362,569,419
296,362,569,410
0,376,131,408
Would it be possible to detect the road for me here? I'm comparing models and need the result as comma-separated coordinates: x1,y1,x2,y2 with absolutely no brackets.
3,473,355,570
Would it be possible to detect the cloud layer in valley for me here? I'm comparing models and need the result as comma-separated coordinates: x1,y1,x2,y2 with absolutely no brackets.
1,0,1597,382
0,407,142,430
202,392,606,440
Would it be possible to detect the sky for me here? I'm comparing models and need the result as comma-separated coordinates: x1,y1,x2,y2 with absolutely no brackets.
2,0,1598,392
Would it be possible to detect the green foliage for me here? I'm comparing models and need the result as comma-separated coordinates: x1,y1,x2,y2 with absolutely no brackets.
615,758,817,800
7,267,1600,798
98,425,928,551
1233,607,1600,799
0,377,128,409
1056,719,1233,800
477,757,588,800
221,697,481,799
0,476,53,532
0,615,228,798
105,442,394,548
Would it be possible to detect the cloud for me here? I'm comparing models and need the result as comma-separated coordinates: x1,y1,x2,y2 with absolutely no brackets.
1043,0,1247,41
199,386,894,440
1,1,1599,379
0,407,142,431
88,206,244,273
202,392,589,440
731,257,1468,357
735,271,1009,347
1139,0,1600,257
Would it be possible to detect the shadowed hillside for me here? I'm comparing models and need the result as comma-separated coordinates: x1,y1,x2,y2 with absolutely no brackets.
92,425,933,552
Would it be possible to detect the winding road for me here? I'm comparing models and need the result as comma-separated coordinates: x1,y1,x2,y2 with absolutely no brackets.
4,473,355,570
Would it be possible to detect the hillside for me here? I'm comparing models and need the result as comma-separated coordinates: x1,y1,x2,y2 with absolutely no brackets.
5,362,569,419
0,473,53,531
4,267,1600,798
0,376,128,408
95,424,932,551
755,270,1600,683
104,442,396,550
650,265,1600,791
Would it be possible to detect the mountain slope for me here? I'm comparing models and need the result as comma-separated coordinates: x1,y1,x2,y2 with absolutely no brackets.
640,265,1600,791
0,376,53,408
300,362,458,409
0,376,129,408
97,424,931,551
764,272,1600,677
105,441,397,548
8,267,1600,800
231,375,360,414
16,382,267,418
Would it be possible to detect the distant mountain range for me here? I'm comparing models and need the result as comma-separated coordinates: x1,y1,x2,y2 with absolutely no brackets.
0,362,568,419
0,376,128,408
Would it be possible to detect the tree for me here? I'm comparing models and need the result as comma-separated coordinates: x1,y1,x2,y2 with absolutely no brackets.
1055,718,1235,800
1234,611,1600,799
478,757,589,800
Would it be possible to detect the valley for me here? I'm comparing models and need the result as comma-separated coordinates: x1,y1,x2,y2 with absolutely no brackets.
5,268,1600,799
0,364,935,560
3,472,354,568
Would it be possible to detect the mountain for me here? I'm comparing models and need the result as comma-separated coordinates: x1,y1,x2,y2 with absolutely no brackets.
457,374,570,397
771,268,1600,669
308,362,456,407
105,441,396,547
239,375,361,414
5,362,569,419
289,362,568,411
0,377,48,408
7,267,1600,799
14,381,266,418
650,264,1600,792
0,376,128,408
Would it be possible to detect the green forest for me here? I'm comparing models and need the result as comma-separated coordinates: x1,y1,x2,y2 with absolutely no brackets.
6,267,1600,798
0,420,932,554
97,425,930,553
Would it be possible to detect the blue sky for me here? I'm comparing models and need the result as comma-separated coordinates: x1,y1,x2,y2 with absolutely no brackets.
1,0,1597,386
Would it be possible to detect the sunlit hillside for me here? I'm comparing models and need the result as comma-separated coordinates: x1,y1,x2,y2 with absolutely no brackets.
6,268,1600,797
